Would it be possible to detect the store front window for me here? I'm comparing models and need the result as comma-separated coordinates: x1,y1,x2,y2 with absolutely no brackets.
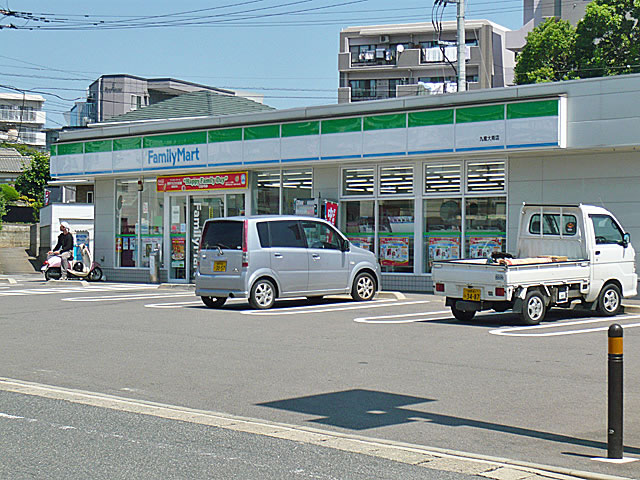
282,169,312,214
424,198,462,272
378,199,414,273
342,167,374,197
140,179,164,268
464,197,506,258
169,196,187,280
341,200,375,252
115,179,139,267
252,170,280,214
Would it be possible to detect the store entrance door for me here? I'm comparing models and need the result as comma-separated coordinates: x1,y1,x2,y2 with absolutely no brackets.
168,193,245,282
189,196,225,281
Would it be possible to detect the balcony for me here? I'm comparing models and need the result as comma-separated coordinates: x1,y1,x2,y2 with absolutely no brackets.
0,109,45,125
420,46,471,64
350,48,397,67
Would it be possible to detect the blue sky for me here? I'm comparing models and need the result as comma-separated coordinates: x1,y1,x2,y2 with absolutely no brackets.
0,1,524,128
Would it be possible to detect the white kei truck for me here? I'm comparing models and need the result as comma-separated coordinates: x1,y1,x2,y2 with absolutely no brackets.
432,204,638,325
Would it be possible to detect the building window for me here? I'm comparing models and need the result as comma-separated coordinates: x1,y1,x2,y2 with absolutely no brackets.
342,167,374,197
349,80,376,101
378,199,414,273
379,166,413,196
422,160,507,272
115,179,139,267
140,179,164,268
87,191,94,204
282,169,313,215
252,170,281,214
342,200,375,253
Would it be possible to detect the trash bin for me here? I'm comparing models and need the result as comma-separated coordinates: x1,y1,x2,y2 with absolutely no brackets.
149,248,161,284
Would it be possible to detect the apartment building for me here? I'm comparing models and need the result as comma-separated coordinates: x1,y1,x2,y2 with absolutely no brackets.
338,21,515,103
68,74,265,126
0,93,46,150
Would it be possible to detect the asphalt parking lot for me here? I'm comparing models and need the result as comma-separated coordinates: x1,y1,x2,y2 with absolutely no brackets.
1,275,640,479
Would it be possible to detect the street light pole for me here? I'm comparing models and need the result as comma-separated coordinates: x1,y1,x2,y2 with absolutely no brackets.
457,0,466,92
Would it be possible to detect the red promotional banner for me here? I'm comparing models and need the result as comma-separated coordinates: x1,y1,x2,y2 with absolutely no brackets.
157,172,248,192
325,201,338,226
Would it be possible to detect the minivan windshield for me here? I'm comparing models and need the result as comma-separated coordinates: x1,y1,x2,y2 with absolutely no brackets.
202,220,243,250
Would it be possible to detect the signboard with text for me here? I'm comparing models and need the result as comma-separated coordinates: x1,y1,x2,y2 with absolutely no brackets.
157,172,248,192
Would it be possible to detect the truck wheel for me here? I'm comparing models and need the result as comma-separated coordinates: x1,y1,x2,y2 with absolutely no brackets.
597,283,622,316
451,304,476,321
201,296,226,308
521,290,546,325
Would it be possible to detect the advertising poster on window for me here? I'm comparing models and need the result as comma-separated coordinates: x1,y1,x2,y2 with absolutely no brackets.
171,236,185,267
428,236,461,262
325,201,338,226
468,236,503,258
379,236,410,266
157,172,248,192
116,237,122,252
347,235,373,252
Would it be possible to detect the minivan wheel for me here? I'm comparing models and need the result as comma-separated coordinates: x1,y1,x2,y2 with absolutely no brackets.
351,272,376,301
201,296,227,308
249,279,276,310
597,283,622,316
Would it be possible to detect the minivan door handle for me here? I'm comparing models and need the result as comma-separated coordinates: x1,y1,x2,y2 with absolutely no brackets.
312,253,320,260
273,253,283,258
595,251,601,255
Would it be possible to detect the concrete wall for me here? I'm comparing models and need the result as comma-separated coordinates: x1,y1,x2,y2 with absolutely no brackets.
508,150,640,269
94,178,114,267
0,223,31,248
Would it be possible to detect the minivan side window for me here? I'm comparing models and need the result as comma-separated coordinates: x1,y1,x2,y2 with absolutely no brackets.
202,220,243,250
590,214,624,245
256,222,270,248
301,221,342,250
269,220,306,248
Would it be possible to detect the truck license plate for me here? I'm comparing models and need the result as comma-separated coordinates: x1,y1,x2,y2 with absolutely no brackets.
213,261,227,272
463,288,481,301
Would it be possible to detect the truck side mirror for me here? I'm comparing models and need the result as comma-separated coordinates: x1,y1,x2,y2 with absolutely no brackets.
623,232,631,247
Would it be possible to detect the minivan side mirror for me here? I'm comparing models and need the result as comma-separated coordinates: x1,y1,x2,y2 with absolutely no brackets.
341,239,350,252
622,232,631,248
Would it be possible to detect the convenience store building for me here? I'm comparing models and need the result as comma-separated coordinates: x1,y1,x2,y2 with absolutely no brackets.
51,74,640,291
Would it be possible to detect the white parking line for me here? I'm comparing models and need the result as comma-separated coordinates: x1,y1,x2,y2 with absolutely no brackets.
62,292,194,302
489,315,640,337
0,284,161,296
354,310,451,324
242,299,431,316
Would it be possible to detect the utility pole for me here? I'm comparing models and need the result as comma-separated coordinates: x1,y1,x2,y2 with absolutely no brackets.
457,0,466,92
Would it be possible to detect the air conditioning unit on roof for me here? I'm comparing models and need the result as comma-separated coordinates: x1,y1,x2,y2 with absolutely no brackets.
379,35,390,43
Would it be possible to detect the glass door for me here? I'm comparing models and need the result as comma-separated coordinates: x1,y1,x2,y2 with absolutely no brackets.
189,195,225,281
169,196,187,281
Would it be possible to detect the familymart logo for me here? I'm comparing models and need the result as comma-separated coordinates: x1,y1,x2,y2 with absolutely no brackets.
147,146,201,167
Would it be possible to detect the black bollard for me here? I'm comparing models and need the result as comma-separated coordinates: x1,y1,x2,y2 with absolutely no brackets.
608,323,623,459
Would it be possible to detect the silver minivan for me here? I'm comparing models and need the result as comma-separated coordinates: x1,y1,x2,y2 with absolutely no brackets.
195,215,381,309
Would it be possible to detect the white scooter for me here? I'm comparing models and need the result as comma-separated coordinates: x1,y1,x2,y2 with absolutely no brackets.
42,243,103,282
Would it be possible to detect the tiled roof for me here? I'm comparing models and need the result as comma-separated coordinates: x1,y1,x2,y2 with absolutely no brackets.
0,148,30,174
105,90,275,123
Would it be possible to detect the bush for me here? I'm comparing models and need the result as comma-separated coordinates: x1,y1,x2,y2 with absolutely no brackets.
0,183,20,202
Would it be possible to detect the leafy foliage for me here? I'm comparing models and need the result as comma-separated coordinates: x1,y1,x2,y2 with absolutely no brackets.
515,18,578,84
1,143,51,222
575,0,640,77
0,183,20,202
515,0,640,83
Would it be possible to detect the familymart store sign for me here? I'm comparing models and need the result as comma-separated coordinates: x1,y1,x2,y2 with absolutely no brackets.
51,98,566,177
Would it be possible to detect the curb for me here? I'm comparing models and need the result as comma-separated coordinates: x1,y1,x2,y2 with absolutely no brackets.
0,277,17,284
623,304,640,314
377,290,405,300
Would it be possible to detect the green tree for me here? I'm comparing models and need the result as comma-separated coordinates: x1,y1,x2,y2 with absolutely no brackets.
0,183,20,202
575,0,640,78
514,18,578,84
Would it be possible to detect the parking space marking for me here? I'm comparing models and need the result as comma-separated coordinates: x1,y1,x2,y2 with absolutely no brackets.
242,299,431,316
489,315,640,337
62,292,194,302
354,310,451,323
0,284,161,297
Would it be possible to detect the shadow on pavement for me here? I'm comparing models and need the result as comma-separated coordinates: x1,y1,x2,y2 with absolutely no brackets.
258,388,640,455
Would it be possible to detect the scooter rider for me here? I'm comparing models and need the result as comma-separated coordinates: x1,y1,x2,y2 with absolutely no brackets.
49,222,74,280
